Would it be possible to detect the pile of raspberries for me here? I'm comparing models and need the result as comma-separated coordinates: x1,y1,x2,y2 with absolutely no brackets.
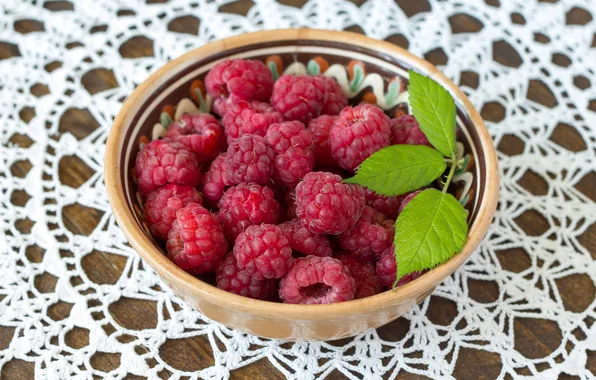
135,59,430,304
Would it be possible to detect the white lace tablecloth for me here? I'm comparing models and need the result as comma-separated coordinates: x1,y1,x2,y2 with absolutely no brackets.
1,0,595,379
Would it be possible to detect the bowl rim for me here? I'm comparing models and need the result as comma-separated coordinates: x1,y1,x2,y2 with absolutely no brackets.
105,28,499,321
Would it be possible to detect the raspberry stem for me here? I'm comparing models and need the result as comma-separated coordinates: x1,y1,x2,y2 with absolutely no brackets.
442,155,458,194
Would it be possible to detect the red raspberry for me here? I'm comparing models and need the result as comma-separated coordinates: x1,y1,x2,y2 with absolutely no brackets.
336,253,382,299
308,115,339,169
200,153,232,205
205,59,274,103
317,76,348,116
265,121,315,187
364,188,403,220
233,224,293,280
279,256,355,304
165,113,224,163
295,172,365,235
217,183,280,240
279,219,332,257
143,184,203,240
226,135,275,185
390,115,431,146
270,74,326,123
376,246,423,287
329,104,391,171
166,204,227,274
222,100,283,144
216,252,276,300
212,93,241,117
135,140,201,197
398,190,423,214
339,206,394,261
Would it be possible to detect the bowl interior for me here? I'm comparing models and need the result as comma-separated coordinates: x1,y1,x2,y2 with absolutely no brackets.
110,31,494,310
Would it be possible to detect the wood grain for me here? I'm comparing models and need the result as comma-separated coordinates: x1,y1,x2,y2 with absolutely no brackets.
2,1,594,379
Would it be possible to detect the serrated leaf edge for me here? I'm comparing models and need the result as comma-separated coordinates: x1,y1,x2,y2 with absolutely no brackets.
394,189,468,281
344,145,447,196
408,70,457,158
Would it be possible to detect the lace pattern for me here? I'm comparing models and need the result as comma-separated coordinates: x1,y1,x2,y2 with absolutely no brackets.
0,0,595,378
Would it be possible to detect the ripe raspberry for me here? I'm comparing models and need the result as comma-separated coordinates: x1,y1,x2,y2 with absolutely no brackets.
222,100,283,144
308,115,339,169
279,219,332,257
329,104,391,171
317,76,348,116
234,224,293,280
135,140,201,196
279,256,355,304
216,252,276,300
166,204,227,274
200,153,232,204
390,115,431,146
226,135,275,185
376,246,423,287
217,183,280,240
270,74,326,124
398,190,423,214
336,253,382,299
165,113,225,163
265,121,315,187
339,206,394,261
205,59,274,103
295,171,365,235
143,184,203,240
212,93,242,117
364,188,403,220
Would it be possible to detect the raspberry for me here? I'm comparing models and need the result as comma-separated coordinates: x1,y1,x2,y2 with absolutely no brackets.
222,100,283,144
308,115,339,169
295,171,365,235
336,253,382,299
234,224,293,280
317,76,348,116
279,219,332,257
205,59,274,103
200,153,232,204
143,184,203,240
270,74,326,123
216,252,276,300
398,190,423,214
265,121,315,187
376,246,423,287
329,104,391,171
390,115,431,146
165,113,225,163
226,135,275,185
279,256,355,304
135,140,201,196
212,93,241,117
339,206,394,261
217,183,280,240
166,204,227,274
364,188,403,220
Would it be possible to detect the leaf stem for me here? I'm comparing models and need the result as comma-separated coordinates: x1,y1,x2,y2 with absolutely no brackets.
442,155,458,194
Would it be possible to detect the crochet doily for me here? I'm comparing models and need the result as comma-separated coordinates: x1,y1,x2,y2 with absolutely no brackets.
1,0,595,379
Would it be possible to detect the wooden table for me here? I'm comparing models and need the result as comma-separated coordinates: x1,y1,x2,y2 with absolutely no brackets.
2,1,594,379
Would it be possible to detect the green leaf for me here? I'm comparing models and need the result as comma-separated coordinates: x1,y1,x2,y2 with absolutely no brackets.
394,188,468,282
408,70,457,157
344,145,447,196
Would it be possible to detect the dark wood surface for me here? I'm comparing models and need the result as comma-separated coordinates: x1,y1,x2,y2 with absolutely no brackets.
2,1,595,379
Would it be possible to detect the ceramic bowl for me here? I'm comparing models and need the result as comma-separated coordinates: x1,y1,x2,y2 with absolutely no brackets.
105,29,499,341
